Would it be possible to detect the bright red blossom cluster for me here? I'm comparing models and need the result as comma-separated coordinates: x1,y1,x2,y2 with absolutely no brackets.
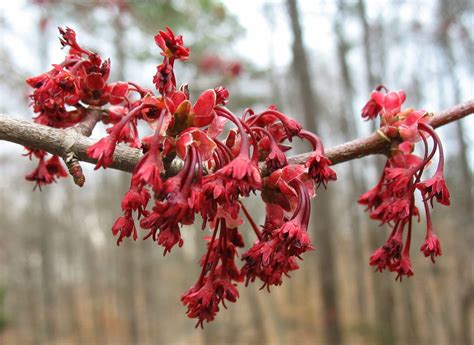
25,27,337,327
24,27,451,326
24,27,129,187
359,85,449,280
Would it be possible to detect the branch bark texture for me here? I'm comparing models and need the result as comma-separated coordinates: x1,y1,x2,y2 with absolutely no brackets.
0,100,473,175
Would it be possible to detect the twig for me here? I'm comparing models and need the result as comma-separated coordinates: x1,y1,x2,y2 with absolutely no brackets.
0,100,473,177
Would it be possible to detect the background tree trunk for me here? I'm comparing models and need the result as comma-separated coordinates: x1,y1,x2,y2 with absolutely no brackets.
437,1,473,343
287,1,343,344
334,0,369,328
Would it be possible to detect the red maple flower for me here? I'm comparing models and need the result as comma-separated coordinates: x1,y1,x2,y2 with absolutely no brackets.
394,255,414,281
298,130,336,188
181,278,220,328
420,233,442,263
241,176,312,290
371,89,406,117
131,146,164,193
191,89,217,127
305,151,337,188
25,154,68,189
156,222,185,254
153,62,175,96
360,85,387,120
398,109,429,142
275,219,312,256
361,98,382,120
218,155,262,191
416,172,450,206
107,82,129,105
86,136,117,169
214,278,239,305
139,203,186,254
154,27,190,61
24,159,52,187
58,27,91,56
44,155,68,178
419,199,442,263
241,238,300,289
182,219,243,326
214,86,229,105
111,212,137,245
358,184,384,212
369,247,391,272
384,166,415,195
176,128,216,160
369,228,403,272
121,184,151,217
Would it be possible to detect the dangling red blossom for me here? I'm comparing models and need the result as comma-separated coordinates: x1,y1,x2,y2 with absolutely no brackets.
111,212,137,245
360,86,450,281
121,184,151,218
361,98,382,120
181,278,220,328
394,255,414,281
305,151,337,188
420,233,442,263
87,136,117,169
416,172,450,206
25,154,68,189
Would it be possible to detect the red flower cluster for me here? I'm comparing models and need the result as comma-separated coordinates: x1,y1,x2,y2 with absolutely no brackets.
23,149,68,190
24,27,129,186
359,85,449,280
25,27,336,327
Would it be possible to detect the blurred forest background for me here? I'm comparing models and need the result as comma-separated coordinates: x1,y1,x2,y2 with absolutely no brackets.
0,0,473,344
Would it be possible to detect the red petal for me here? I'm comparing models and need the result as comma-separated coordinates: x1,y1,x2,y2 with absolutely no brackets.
398,90,406,104
85,73,106,90
383,91,402,112
371,91,384,107
176,132,193,160
191,129,216,161
193,89,216,127
207,115,227,138
281,164,306,182
171,91,188,106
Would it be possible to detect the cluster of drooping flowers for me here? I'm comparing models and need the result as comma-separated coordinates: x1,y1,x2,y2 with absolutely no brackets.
25,27,336,327
359,85,449,281
24,27,121,188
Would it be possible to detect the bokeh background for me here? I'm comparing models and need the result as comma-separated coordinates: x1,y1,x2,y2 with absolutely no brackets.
0,0,473,344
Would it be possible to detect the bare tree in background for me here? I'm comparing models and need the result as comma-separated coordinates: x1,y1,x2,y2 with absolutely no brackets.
437,1,473,344
357,0,378,90
60,187,84,343
333,0,370,328
286,1,342,344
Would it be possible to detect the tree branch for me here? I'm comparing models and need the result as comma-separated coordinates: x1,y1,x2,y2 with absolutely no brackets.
286,100,474,167
0,100,473,176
